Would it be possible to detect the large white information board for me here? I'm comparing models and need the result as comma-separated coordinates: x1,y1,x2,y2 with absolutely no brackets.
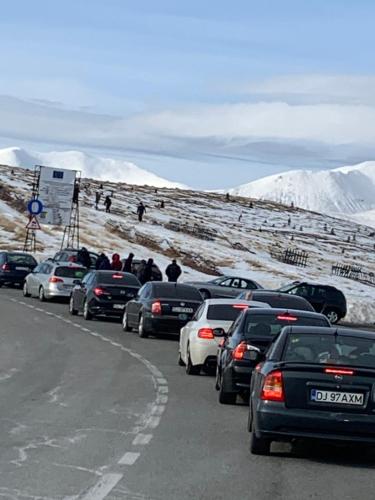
38,166,76,225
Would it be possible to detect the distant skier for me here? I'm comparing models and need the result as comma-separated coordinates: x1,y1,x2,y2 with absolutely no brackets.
226,193,230,201
104,195,112,213
137,202,146,222
165,259,182,282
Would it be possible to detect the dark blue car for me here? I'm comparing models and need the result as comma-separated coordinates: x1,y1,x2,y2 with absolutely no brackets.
0,251,37,287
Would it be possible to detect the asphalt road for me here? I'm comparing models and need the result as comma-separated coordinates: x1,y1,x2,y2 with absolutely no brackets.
1,288,375,500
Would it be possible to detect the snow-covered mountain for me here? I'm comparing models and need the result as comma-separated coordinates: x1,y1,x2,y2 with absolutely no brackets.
0,147,185,189
229,161,375,215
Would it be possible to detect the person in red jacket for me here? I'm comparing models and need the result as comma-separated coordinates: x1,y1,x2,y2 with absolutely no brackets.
111,253,122,271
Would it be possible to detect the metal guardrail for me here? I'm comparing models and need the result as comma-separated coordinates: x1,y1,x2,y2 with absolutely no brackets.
331,264,375,287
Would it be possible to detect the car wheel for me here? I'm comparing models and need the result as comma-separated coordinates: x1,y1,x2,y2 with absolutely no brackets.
178,351,185,366
83,300,93,320
122,311,132,332
23,282,31,298
186,345,201,375
324,308,340,324
69,295,78,315
138,314,149,338
219,373,237,404
250,431,271,456
199,289,211,300
39,286,46,302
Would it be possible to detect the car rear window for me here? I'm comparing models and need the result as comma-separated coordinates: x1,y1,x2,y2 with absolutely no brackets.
55,267,88,279
283,333,375,368
207,304,247,321
256,294,314,311
97,272,140,285
243,314,329,338
153,284,202,300
7,253,37,265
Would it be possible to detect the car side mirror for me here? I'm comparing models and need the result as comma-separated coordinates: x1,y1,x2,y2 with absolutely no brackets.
213,328,226,338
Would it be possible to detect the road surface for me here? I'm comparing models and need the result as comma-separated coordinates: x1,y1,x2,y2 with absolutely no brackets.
1,288,375,500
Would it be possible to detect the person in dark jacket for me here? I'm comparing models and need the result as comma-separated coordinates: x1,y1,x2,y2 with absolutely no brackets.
111,253,122,271
123,253,134,273
137,202,146,222
143,258,154,283
95,191,101,210
165,259,182,282
104,196,112,213
77,247,92,269
136,259,147,284
96,253,111,270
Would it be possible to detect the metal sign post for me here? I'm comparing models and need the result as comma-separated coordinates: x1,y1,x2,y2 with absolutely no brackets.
23,166,41,253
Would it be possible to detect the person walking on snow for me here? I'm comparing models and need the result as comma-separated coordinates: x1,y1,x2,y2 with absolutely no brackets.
104,195,112,213
165,259,182,282
137,202,146,222
111,253,122,271
122,253,134,273
95,191,101,210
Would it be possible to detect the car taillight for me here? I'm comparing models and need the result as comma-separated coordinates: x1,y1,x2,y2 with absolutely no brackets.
49,276,64,283
261,370,285,402
277,314,298,321
325,367,354,376
94,287,108,296
233,304,249,310
151,301,162,315
1,263,10,271
232,341,248,360
198,328,215,339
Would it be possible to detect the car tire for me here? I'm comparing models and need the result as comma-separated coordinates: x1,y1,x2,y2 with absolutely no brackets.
219,373,237,404
83,300,93,320
23,282,31,298
250,431,271,456
186,346,201,375
69,295,78,315
178,351,185,366
138,314,149,338
39,286,46,302
122,311,132,332
324,308,340,324
199,289,211,300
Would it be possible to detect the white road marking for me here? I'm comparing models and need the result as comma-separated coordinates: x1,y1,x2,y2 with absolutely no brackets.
117,451,140,465
156,377,168,385
78,473,123,500
132,434,153,446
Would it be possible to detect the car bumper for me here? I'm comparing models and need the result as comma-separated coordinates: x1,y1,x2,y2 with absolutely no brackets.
0,272,28,284
145,315,191,335
190,339,219,366
254,402,375,443
89,300,127,316
44,287,73,299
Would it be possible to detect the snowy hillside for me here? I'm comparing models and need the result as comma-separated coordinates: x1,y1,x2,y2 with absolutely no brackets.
229,161,375,216
0,147,185,189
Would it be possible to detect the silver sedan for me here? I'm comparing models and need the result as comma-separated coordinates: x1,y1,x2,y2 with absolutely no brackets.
23,262,88,301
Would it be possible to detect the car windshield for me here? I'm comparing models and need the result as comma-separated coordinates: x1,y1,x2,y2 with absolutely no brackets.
97,272,140,285
243,314,329,338
7,253,37,265
55,267,88,279
207,304,247,321
153,284,202,300
283,333,375,368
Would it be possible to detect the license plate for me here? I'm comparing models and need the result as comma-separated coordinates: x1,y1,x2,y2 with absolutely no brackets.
16,267,29,271
172,307,193,313
311,389,364,406
113,304,125,310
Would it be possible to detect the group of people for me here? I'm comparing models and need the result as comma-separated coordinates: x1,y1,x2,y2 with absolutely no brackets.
76,247,182,284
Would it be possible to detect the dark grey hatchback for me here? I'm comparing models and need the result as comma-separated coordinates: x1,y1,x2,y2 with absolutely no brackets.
0,251,37,287
249,326,375,455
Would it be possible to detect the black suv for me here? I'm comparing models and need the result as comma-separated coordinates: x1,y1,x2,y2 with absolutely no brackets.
277,281,347,324
0,251,37,287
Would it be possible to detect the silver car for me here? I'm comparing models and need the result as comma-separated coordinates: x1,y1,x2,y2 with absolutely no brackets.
187,276,263,300
23,262,88,301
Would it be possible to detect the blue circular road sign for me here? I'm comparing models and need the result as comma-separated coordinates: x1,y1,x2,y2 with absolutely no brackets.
27,199,44,216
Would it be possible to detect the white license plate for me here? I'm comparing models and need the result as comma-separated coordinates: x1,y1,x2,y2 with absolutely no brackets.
113,304,125,310
172,307,193,313
16,267,29,271
311,389,364,406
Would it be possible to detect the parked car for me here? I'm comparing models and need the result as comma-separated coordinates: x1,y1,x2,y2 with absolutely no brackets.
237,290,314,312
277,281,347,323
51,248,99,269
248,326,375,455
129,259,163,281
0,251,37,287
24,262,87,301
216,308,330,404
179,298,271,375
187,276,263,300
69,271,141,320
123,282,203,337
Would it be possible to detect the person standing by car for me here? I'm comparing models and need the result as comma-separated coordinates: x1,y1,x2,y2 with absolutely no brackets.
143,258,154,283
77,247,92,269
137,259,147,284
96,253,111,270
165,259,182,282
111,253,122,271
137,202,146,222
123,252,134,273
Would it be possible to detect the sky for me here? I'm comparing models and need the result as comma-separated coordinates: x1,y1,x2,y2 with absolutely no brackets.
1,0,375,188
